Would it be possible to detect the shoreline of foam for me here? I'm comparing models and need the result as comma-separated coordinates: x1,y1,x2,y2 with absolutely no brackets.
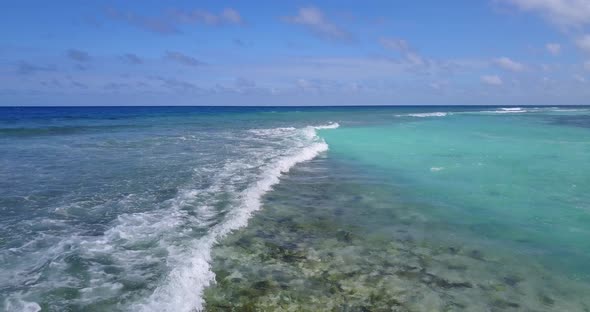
393,106,590,118
395,112,449,118
134,123,339,312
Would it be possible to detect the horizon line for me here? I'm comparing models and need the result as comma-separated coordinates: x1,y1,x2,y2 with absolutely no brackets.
2,104,590,108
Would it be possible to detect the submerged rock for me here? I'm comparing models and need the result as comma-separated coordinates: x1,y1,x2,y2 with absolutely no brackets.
336,230,353,243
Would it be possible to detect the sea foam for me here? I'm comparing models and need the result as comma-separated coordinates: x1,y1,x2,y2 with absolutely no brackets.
132,123,338,312
314,122,340,129
396,112,448,118
483,107,527,114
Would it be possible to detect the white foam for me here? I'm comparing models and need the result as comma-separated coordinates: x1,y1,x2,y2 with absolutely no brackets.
314,122,340,129
476,108,527,114
132,124,337,312
396,112,448,118
3,296,41,312
485,107,587,114
248,127,297,135
430,167,445,172
550,108,589,112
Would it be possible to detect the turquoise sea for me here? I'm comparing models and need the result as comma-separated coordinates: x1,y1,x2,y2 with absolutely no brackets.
1,106,589,311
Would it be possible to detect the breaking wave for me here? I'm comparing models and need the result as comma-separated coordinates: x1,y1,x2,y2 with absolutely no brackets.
132,124,337,312
1,123,339,312
395,112,449,118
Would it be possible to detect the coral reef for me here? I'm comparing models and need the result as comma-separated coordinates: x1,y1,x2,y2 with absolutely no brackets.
204,162,590,311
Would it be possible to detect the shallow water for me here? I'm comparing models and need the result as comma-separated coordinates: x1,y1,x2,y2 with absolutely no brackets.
0,106,589,311
205,157,590,311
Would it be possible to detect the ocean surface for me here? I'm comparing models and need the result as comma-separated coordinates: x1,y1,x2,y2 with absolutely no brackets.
1,106,589,311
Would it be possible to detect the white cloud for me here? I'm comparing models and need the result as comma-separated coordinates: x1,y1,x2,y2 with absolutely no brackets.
169,8,243,26
221,8,242,24
235,77,255,88
429,80,449,91
296,78,317,91
481,75,503,85
106,7,243,34
576,35,590,53
584,60,590,71
284,7,350,41
546,43,561,55
494,57,525,72
379,37,425,65
499,0,590,27
405,52,425,66
165,51,203,67
573,74,586,82
379,38,410,51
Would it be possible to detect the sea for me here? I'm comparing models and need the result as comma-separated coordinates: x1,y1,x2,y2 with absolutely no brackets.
0,106,589,311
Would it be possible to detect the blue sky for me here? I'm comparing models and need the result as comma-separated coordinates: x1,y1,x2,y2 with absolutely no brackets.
1,0,590,106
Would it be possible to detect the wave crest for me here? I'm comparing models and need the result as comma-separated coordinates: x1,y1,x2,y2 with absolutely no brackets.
396,112,448,118
133,124,336,312
314,122,340,129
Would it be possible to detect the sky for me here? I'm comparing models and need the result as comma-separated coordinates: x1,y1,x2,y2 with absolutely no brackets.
1,0,590,106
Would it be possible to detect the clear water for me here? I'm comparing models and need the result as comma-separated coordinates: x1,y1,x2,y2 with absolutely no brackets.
0,106,589,311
